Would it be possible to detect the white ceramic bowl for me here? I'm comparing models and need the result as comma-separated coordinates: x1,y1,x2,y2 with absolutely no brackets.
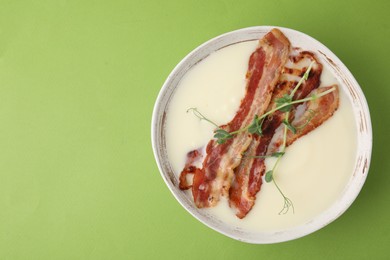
151,26,372,243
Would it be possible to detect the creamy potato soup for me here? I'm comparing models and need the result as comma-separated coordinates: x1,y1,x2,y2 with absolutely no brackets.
165,40,357,231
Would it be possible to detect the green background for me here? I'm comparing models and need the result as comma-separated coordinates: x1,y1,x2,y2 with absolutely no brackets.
0,0,388,259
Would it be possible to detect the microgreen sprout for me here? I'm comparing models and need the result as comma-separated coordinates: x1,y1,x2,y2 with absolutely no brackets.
266,111,295,214
187,107,219,128
188,87,334,145
187,108,233,144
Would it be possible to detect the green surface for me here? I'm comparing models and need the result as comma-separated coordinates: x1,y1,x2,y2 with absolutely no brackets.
0,0,388,259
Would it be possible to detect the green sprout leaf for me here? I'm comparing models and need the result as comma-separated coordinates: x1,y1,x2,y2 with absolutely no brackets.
265,170,273,183
271,151,285,157
214,129,233,144
282,119,297,134
275,94,293,112
247,115,264,136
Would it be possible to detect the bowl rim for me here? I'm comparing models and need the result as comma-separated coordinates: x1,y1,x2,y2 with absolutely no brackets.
151,26,372,244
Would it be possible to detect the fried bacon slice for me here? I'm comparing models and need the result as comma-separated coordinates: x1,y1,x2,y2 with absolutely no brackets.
179,28,291,208
267,85,339,155
229,51,323,218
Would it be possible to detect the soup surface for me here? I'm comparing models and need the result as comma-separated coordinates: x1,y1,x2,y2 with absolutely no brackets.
165,40,357,231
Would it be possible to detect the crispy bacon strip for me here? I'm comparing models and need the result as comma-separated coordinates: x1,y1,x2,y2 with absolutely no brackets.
229,51,323,218
267,85,340,155
179,29,291,208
